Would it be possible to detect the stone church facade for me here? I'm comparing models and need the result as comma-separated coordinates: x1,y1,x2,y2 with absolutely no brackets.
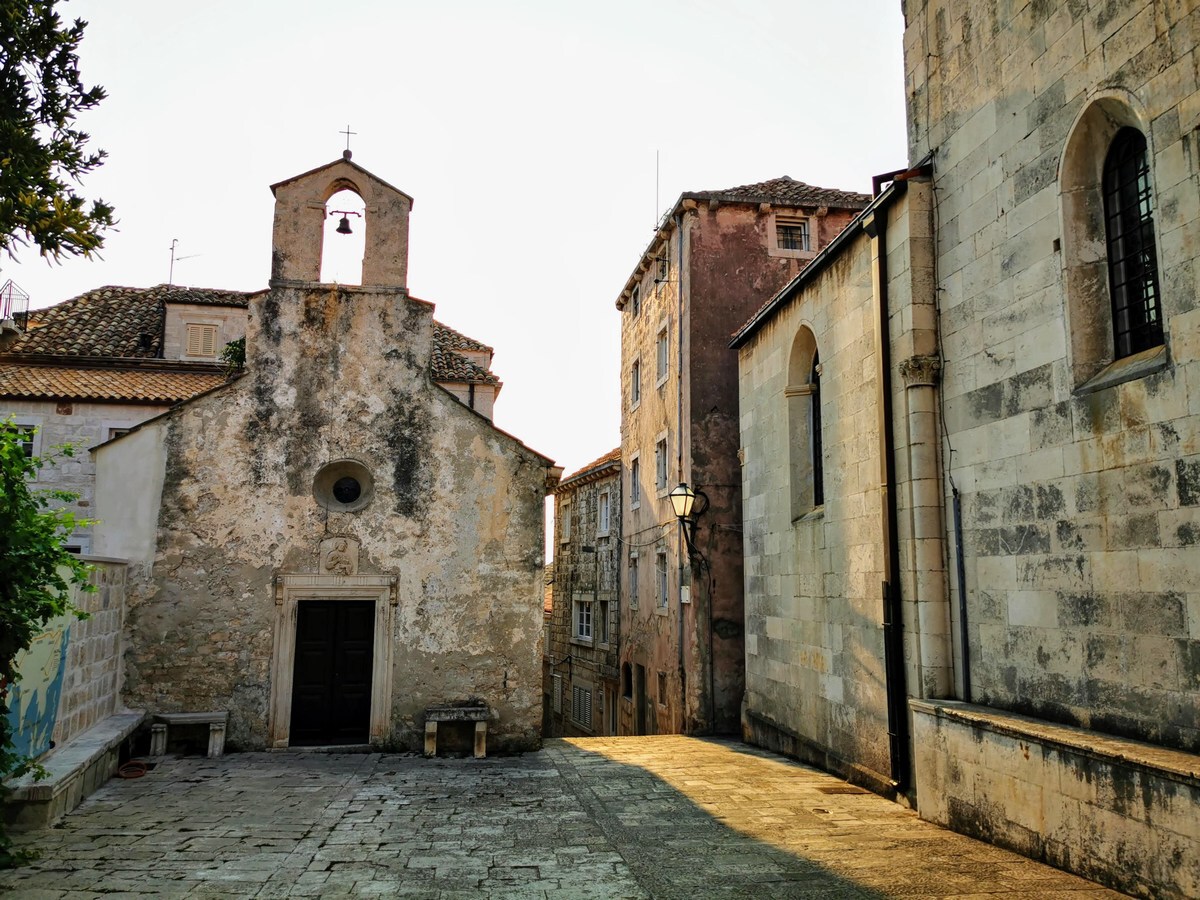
94,157,558,753
735,2,1200,895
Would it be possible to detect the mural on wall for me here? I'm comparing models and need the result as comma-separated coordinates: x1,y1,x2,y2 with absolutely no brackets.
4,613,72,763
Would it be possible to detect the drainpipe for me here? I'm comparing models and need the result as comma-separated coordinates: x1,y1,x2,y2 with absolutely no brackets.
952,483,971,701
863,199,911,793
674,212,688,730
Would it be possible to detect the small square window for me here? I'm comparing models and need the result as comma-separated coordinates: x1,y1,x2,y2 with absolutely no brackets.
185,323,219,357
5,423,36,458
776,216,810,252
656,326,669,384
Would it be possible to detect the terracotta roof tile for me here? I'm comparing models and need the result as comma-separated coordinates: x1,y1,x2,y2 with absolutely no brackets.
433,321,492,354
0,363,226,402
689,176,871,209
430,345,501,385
559,447,621,487
11,285,252,359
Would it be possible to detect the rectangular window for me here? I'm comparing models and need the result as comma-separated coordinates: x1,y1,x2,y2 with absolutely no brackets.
185,323,219,357
777,216,810,252
655,438,668,492
574,595,593,641
5,423,35,458
631,359,641,408
598,599,610,644
631,284,641,318
629,554,639,609
656,549,668,609
552,673,563,713
572,685,593,729
560,500,571,544
630,456,641,508
657,671,668,706
597,490,611,536
656,326,669,383
655,244,669,283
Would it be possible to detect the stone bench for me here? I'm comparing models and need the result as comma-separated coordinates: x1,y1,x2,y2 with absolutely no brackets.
150,711,229,758
424,704,490,759
3,710,146,830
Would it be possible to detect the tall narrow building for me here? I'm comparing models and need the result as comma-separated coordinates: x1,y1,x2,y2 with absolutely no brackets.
616,178,869,734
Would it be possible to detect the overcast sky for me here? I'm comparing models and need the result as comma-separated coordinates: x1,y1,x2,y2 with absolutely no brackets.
6,0,909,479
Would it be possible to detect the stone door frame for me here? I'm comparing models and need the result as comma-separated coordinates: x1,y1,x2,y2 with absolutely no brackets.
268,574,397,748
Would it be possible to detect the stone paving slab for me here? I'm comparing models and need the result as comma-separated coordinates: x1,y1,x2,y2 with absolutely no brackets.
0,735,1127,898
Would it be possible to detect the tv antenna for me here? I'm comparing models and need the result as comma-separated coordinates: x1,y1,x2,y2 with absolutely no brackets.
168,239,201,286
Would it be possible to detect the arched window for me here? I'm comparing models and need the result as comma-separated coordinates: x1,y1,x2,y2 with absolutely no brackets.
810,349,823,507
1103,128,1163,359
786,328,824,519
1061,98,1168,388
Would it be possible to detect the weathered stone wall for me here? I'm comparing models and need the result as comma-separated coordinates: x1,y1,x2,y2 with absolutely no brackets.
98,282,550,752
905,0,1200,753
912,700,1200,898
52,559,128,747
738,210,892,782
3,398,173,549
547,466,621,737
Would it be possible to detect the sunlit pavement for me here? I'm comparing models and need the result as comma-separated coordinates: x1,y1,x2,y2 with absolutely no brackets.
0,735,1125,898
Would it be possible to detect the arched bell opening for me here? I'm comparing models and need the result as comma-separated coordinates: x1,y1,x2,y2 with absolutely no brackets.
320,187,366,285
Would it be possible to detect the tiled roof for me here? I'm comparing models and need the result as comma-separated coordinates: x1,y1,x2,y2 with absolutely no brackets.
0,363,227,403
9,285,252,358
688,176,871,210
430,344,501,385
434,321,492,354
3,285,502,396
431,321,499,384
559,447,621,488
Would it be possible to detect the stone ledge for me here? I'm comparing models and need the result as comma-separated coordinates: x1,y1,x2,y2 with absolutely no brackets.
910,699,1199,787
3,710,146,829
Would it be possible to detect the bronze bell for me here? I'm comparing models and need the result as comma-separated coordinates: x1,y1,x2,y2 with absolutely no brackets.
335,215,353,235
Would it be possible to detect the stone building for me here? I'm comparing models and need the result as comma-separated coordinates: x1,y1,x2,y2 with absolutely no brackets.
544,448,621,737
92,155,559,754
616,179,869,735
0,289,505,552
734,1,1200,895
0,285,246,551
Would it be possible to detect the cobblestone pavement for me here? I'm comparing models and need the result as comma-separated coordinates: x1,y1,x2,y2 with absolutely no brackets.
1,736,1126,898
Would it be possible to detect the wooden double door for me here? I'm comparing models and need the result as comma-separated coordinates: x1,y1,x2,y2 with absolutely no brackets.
289,600,374,745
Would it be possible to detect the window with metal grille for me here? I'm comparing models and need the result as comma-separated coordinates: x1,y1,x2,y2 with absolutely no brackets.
572,685,592,728
552,673,563,713
1103,128,1163,359
185,323,219,357
777,216,810,252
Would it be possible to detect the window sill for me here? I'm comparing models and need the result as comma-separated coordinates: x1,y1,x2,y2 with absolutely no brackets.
570,636,594,649
630,399,641,412
655,376,669,389
792,505,825,526
1076,344,1168,395
654,604,669,616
